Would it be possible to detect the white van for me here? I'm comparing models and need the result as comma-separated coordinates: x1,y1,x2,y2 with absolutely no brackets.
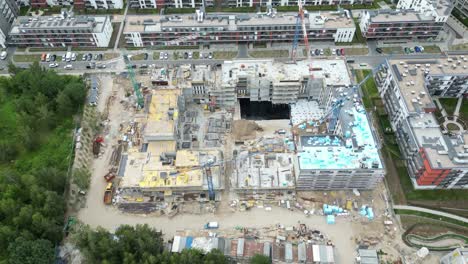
65,52,72,62
71,53,77,61
46,53,51,62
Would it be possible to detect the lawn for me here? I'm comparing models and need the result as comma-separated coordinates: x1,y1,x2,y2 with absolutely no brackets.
395,209,468,228
344,48,368,56
104,53,120,61
29,47,68,52
439,97,467,122
422,45,441,53
213,51,237,60
452,8,468,28
13,54,41,62
130,53,149,60
355,69,379,109
450,43,468,51
249,50,289,58
382,47,403,54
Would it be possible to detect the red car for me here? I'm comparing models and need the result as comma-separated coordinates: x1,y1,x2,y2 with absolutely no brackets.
340,48,345,56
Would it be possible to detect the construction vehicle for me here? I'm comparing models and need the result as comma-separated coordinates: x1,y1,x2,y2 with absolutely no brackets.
104,172,116,182
123,55,144,109
103,182,114,205
63,216,76,236
204,221,219,229
93,136,104,157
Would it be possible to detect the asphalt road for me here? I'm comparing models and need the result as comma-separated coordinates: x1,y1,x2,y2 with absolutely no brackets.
1,50,467,75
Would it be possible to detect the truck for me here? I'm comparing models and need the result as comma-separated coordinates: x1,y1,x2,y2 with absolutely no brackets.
0,51,7,60
93,136,104,157
204,222,219,229
103,182,113,205
65,52,72,62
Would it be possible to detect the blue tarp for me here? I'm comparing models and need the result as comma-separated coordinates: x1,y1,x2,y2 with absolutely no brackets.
326,215,335,224
185,236,193,249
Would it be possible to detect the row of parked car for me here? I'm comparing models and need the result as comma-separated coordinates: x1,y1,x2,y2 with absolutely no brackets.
309,48,346,56
41,52,105,63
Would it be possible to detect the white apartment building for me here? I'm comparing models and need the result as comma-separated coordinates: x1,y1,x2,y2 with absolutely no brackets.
0,0,18,48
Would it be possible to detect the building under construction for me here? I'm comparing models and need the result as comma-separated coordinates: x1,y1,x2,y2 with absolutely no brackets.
117,88,223,203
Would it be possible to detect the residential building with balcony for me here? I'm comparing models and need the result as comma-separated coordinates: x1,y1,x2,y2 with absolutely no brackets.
123,10,356,47
8,15,113,48
374,58,468,189
0,0,18,48
359,0,452,41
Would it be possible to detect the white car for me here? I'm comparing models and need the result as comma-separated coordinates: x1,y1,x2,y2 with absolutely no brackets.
188,51,193,59
82,54,87,61
159,52,164,60
49,63,59,68
64,64,73,70
320,49,324,55
164,52,168,60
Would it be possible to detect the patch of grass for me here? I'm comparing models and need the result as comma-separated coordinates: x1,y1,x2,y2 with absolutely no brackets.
324,48,331,56
253,43,267,48
164,8,195,14
205,6,257,12
395,209,468,228
130,53,148,60
13,54,41,62
153,52,161,60
382,47,403,54
213,51,237,59
422,45,441,53
439,97,467,123
29,47,68,52
128,8,160,14
19,6,30,16
103,53,119,61
193,51,200,59
148,46,199,50
452,8,468,28
249,50,289,58
108,22,121,49
450,43,468,51
344,48,368,55
71,47,109,51
75,8,125,15
351,18,367,45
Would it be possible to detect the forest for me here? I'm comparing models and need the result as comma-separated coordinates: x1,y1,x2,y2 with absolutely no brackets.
0,63,270,264
0,63,86,263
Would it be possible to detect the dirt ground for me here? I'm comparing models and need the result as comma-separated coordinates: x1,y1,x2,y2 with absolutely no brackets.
76,73,433,264
232,120,263,141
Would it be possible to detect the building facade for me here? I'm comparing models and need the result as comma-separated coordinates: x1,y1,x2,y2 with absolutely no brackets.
8,15,113,48
124,10,355,47
359,0,452,41
375,58,468,189
0,0,18,48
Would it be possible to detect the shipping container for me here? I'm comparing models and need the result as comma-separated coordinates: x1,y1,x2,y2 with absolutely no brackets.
237,238,244,257
171,236,181,253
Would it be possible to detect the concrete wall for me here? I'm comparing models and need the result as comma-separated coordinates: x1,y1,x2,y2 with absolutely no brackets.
447,15,468,39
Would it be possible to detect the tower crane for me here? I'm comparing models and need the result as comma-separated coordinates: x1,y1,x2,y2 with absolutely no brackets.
123,54,144,109
291,0,310,61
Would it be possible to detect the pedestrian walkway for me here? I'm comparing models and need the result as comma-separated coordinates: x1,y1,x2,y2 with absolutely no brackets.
394,205,468,224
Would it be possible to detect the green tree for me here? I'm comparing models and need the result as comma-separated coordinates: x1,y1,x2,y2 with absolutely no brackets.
250,254,270,264
204,249,229,264
7,237,54,264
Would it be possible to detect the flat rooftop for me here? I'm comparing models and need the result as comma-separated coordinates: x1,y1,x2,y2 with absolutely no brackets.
367,10,436,22
222,59,351,88
10,15,109,34
388,57,468,113
409,113,468,169
297,103,382,170
144,89,179,141
123,11,353,33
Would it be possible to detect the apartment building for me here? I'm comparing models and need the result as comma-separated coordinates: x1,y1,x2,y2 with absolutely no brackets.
123,10,356,47
374,58,468,189
0,0,18,48
359,0,452,41
8,14,113,48
453,0,468,16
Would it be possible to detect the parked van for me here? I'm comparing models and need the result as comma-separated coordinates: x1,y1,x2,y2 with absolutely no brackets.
0,51,7,60
71,53,77,61
46,53,51,62
65,52,72,62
